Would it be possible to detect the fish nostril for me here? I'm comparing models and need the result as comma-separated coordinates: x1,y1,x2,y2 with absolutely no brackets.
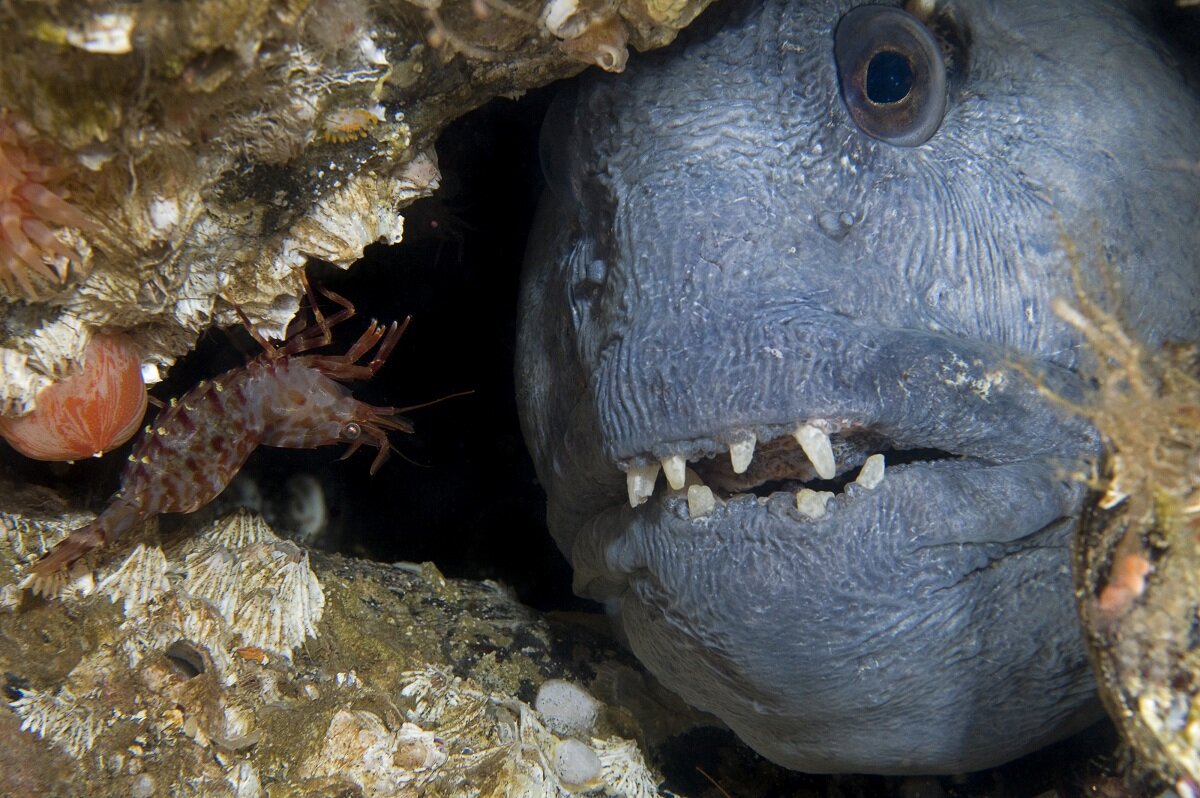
583,258,607,289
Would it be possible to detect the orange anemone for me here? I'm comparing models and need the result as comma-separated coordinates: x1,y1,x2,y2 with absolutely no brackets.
0,332,147,461
0,113,92,301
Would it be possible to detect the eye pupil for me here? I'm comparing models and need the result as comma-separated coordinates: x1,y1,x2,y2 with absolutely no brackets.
865,51,914,105
343,422,361,439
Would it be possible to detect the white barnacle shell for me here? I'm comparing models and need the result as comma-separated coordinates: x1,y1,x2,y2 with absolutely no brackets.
222,760,262,798
394,722,449,772
400,667,483,726
205,509,280,550
215,695,258,748
116,592,236,683
0,315,91,415
229,542,324,658
64,11,134,54
1,508,76,562
10,687,105,758
98,542,171,616
298,710,443,796
234,589,289,657
183,544,241,619
272,172,407,279
594,736,660,798
0,349,40,416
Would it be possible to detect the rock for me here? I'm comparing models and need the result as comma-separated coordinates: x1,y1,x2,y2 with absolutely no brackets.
1059,284,1200,795
0,502,671,796
0,0,713,417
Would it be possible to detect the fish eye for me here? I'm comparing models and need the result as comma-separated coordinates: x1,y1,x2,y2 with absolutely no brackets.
341,422,362,440
835,5,947,146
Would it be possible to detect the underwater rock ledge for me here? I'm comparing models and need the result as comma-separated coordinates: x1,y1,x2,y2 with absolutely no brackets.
0,0,713,417
0,504,686,797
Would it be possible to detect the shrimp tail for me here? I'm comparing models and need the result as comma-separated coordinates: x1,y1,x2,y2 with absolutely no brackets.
27,499,143,594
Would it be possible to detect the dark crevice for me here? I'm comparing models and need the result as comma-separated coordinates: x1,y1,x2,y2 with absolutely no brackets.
746,447,958,498
694,437,960,500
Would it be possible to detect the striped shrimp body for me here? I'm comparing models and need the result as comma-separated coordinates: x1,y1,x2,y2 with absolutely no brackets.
27,291,410,594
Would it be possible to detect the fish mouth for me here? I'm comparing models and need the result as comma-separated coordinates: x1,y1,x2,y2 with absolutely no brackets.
619,418,960,521
592,313,1096,536
561,325,1100,774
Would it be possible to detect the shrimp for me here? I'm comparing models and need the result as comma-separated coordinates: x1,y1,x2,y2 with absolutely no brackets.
26,285,411,595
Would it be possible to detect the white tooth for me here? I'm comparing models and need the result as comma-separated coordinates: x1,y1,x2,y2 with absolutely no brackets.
855,454,885,490
729,434,756,474
795,488,834,519
662,455,687,490
626,463,660,507
687,485,715,518
793,423,836,480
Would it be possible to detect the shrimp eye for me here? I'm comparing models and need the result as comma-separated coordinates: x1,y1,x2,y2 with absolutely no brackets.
834,5,947,147
341,422,362,440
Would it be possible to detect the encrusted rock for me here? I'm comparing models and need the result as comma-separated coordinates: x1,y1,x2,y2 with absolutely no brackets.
0,497,675,796
1058,278,1200,794
0,0,713,417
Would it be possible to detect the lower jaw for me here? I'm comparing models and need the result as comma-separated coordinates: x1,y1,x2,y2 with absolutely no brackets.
657,455,1073,530
582,460,1092,775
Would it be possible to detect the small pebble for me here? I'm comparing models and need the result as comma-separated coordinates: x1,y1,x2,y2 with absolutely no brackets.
553,738,602,789
535,679,601,738
129,773,156,798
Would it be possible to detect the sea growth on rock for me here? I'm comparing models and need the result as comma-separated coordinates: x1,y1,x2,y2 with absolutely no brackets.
1044,251,1200,795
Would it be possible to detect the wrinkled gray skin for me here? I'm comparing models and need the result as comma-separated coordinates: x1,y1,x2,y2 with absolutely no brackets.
516,0,1200,775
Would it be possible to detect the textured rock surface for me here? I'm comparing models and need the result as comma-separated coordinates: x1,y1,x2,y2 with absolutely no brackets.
1059,277,1200,796
0,502,679,797
0,0,712,416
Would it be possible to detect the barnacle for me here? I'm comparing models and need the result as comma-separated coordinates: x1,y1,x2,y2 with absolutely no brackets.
176,513,325,659
204,509,277,550
9,688,104,759
223,543,324,658
0,114,91,301
398,667,661,797
184,544,241,618
298,710,447,796
0,583,19,609
121,593,237,684
594,737,659,798
97,542,171,616
0,332,147,461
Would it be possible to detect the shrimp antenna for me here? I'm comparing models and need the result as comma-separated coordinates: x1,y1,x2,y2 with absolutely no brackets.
392,389,475,414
